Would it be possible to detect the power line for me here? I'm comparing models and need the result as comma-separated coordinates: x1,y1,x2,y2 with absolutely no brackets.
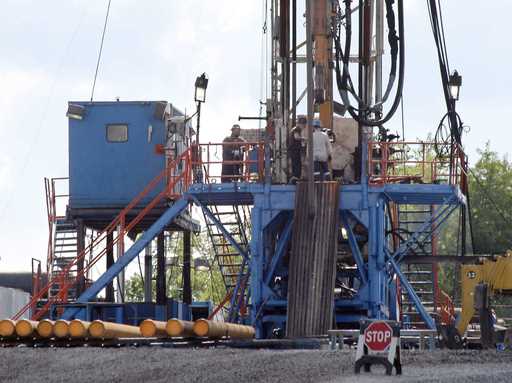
91,0,112,101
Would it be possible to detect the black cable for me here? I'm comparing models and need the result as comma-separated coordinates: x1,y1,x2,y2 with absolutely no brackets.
400,95,405,142
137,253,144,286
334,0,405,127
90,0,112,101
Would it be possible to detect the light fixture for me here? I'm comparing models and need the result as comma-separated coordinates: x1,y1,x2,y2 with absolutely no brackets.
194,73,209,103
66,104,85,120
449,70,462,101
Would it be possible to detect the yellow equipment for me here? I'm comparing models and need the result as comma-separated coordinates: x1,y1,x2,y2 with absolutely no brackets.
166,319,195,338
69,320,91,338
37,320,55,338
139,319,167,337
457,253,512,335
15,320,38,337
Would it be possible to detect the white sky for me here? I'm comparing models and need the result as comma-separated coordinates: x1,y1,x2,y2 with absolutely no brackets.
0,0,510,272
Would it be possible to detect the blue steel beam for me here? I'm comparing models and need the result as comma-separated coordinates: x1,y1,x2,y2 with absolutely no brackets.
387,253,436,330
392,201,457,264
340,212,367,284
61,198,190,320
228,258,249,322
264,217,293,286
190,195,250,262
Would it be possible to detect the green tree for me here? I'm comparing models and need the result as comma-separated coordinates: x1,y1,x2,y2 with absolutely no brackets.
437,143,512,297
468,143,512,254
125,230,226,305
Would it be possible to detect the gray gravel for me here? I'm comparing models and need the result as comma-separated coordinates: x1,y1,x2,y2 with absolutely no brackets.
1,347,511,383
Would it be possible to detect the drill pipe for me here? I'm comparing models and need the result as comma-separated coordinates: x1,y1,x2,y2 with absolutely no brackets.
0,319,16,337
54,320,70,338
15,319,38,337
166,319,195,338
193,319,255,339
37,319,55,338
69,320,91,338
139,319,167,338
89,320,141,339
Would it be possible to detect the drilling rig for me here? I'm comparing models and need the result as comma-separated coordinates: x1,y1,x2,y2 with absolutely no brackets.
12,0,472,344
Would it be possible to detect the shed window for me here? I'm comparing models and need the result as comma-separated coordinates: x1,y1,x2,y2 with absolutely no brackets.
106,124,128,142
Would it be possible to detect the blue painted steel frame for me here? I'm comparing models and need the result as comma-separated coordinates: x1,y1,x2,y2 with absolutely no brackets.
57,179,464,337
61,198,190,320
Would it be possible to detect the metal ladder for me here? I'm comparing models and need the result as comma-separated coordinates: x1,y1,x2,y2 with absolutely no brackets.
48,219,80,301
398,205,437,328
203,205,251,318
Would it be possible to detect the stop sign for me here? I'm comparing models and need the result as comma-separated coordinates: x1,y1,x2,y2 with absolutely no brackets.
364,321,393,352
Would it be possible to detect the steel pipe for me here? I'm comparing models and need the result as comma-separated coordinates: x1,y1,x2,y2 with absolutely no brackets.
166,319,195,338
69,320,91,338
193,319,255,339
0,319,16,337
54,320,70,338
89,320,141,339
37,319,55,338
139,319,167,337
15,319,38,337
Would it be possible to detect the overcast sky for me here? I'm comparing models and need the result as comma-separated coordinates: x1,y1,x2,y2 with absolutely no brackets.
0,0,510,272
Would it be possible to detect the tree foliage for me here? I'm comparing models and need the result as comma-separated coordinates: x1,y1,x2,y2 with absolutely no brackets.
437,143,512,297
468,143,512,254
125,230,226,305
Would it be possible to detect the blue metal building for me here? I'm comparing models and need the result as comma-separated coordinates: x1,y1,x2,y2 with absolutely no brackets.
68,101,169,210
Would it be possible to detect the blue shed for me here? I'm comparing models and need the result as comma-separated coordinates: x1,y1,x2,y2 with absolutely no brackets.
68,101,172,210
66,100,199,233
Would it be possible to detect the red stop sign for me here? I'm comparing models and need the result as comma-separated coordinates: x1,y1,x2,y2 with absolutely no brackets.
364,321,393,352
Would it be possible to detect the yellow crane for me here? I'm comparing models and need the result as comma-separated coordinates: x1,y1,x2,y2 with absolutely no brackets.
450,253,512,347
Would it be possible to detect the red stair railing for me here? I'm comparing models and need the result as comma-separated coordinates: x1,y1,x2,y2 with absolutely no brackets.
368,141,468,190
13,149,193,321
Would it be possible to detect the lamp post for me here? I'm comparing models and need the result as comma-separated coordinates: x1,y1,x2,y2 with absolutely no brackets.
448,70,466,256
448,70,462,102
194,73,209,144
194,73,208,183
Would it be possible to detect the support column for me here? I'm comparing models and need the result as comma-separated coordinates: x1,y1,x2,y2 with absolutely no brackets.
144,242,153,303
250,205,264,337
368,200,388,319
105,232,115,302
76,220,86,296
313,0,333,130
156,232,166,305
182,231,192,305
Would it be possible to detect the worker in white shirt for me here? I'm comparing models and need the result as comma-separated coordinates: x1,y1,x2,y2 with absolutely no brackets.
312,119,332,181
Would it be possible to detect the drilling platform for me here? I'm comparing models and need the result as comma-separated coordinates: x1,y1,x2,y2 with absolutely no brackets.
7,0,471,344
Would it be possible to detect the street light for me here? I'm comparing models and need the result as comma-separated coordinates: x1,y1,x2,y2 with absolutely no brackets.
193,73,208,183
449,70,462,101
194,73,209,103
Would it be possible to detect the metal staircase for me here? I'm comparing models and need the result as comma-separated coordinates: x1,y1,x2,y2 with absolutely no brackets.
397,205,437,328
203,205,251,320
13,149,193,321
48,219,80,301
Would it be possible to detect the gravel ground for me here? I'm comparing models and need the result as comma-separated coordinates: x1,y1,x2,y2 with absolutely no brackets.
1,347,511,383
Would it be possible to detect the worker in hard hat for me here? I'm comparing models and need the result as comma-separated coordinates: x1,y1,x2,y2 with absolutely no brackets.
312,119,332,181
288,124,304,183
222,124,246,182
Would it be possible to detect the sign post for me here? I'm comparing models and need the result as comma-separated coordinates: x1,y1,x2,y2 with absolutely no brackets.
355,320,401,375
